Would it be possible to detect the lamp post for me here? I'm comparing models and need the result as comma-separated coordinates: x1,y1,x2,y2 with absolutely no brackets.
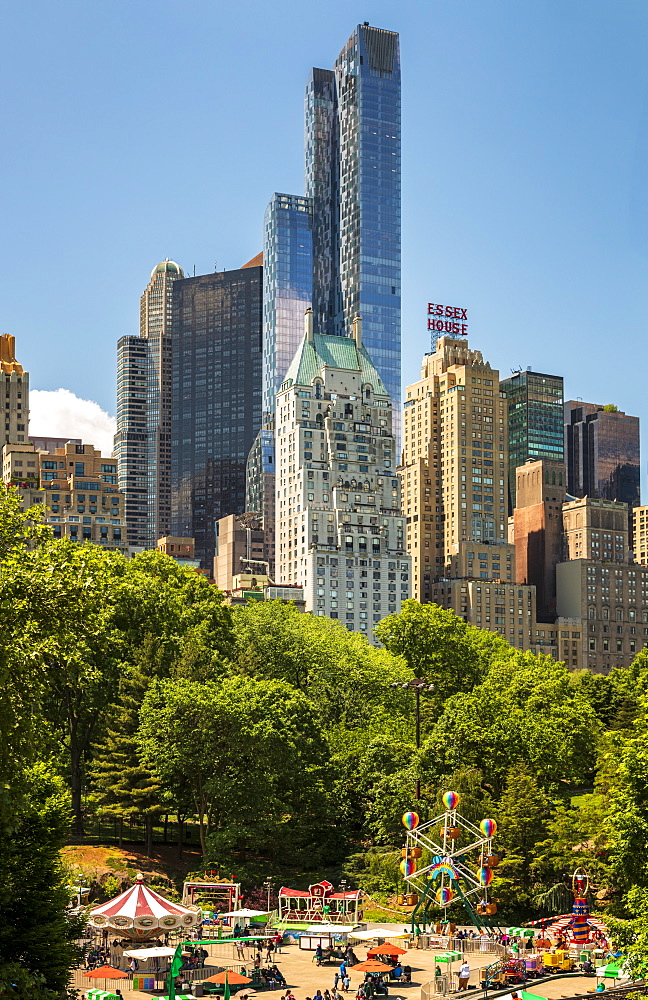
391,679,435,800
263,878,274,912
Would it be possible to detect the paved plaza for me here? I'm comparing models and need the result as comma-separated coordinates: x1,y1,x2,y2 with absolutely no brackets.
76,933,604,1000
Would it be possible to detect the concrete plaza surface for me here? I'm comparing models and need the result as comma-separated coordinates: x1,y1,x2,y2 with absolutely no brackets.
76,934,604,1000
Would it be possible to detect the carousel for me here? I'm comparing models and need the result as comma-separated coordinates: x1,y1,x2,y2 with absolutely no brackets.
87,873,201,941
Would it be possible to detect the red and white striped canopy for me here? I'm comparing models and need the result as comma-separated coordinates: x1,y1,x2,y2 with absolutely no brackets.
88,874,199,939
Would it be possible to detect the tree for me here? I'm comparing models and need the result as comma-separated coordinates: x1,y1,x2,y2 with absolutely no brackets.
374,601,510,715
494,766,553,911
139,676,332,859
91,637,167,855
234,600,411,729
421,653,600,796
0,763,81,994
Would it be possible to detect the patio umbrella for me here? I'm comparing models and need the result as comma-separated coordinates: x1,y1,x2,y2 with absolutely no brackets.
367,944,407,957
204,971,253,984
84,964,128,993
351,960,393,973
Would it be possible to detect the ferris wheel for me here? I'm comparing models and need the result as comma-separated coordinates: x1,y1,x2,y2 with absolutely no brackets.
400,792,500,931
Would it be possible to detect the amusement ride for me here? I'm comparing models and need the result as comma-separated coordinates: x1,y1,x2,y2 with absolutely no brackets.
399,792,500,932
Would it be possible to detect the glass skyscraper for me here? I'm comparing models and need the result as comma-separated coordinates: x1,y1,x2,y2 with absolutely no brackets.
306,23,401,441
500,370,564,513
564,401,640,510
170,263,262,569
262,193,313,420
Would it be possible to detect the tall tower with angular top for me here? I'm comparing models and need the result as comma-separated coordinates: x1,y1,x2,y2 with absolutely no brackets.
306,24,401,443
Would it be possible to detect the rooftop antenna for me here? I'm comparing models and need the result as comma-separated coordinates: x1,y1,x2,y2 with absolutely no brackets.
193,265,196,276
214,260,218,272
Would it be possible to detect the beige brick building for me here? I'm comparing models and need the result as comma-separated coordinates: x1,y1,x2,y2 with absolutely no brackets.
3,440,128,556
400,337,512,591
1,334,28,445
633,506,648,564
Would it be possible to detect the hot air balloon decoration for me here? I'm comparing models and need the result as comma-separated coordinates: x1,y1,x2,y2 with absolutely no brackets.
480,818,497,838
479,866,493,886
400,858,417,877
436,886,453,905
442,790,459,811
402,811,419,830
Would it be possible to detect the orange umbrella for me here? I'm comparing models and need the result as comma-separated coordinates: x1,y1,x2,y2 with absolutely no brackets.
367,945,407,957
84,965,128,979
351,961,392,973
204,971,253,985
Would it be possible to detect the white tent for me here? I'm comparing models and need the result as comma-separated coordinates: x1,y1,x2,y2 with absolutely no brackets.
223,908,269,919
123,946,177,959
350,927,410,941
307,924,356,935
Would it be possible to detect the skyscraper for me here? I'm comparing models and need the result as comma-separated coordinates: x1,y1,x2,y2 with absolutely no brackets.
170,262,262,569
306,24,401,441
500,370,564,513
0,335,28,445
401,336,512,602
275,312,408,640
564,401,640,510
245,194,313,573
115,260,185,549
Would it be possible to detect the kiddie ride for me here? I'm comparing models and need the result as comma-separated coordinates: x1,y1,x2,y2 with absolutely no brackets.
400,792,500,934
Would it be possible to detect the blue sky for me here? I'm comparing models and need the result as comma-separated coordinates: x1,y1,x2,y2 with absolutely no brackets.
2,0,648,482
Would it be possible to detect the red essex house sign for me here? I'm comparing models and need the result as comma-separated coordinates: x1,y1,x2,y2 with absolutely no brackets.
428,302,468,337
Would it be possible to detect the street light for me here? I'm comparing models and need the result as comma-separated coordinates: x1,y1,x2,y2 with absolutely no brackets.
262,878,274,912
391,679,435,800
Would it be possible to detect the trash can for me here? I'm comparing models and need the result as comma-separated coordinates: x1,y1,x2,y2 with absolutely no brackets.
192,984,205,997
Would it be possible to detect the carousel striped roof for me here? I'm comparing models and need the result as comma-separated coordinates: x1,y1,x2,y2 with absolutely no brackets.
89,874,191,920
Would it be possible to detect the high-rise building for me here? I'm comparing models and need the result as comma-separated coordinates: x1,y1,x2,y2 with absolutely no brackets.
564,401,640,510
500,370,564,513
306,24,401,442
245,194,313,574
115,260,185,550
400,337,512,604
262,194,313,420
0,335,28,445
275,312,409,640
512,458,567,622
634,506,648,565
170,263,262,569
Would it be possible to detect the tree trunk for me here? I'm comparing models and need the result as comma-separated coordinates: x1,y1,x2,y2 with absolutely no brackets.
163,813,168,844
145,815,153,857
118,815,123,849
70,744,84,834
177,818,183,859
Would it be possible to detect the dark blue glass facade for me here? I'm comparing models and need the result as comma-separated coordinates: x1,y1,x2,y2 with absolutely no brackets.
305,24,401,443
500,370,564,513
171,266,262,569
262,193,313,418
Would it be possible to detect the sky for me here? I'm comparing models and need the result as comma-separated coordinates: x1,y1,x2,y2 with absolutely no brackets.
2,0,648,488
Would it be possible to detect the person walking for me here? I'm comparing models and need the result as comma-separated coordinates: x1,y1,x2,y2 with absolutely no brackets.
342,973,351,992
316,944,324,966
458,961,470,991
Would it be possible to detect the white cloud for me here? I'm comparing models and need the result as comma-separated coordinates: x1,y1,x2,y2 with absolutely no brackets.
29,389,117,456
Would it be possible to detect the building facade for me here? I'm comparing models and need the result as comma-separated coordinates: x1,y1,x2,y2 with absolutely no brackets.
557,497,646,673
3,440,127,555
1,334,28,445
245,194,313,573
275,313,409,640
400,337,511,604
306,24,401,442
170,264,262,569
500,370,564,513
214,513,268,592
634,506,648,565
564,401,640,511
512,458,567,622
115,260,185,550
